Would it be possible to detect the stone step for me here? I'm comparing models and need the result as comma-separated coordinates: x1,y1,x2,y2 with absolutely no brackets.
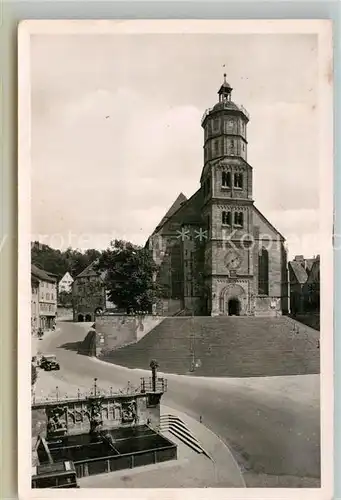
102,316,320,377
160,414,210,457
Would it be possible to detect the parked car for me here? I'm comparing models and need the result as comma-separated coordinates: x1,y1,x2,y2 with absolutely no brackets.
39,354,60,371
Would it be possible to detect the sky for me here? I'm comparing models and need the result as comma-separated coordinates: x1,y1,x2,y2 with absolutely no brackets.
31,33,319,259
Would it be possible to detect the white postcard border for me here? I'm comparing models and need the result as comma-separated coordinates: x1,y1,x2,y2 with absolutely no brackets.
18,19,334,500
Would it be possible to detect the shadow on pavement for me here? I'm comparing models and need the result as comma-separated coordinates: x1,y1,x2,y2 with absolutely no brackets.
58,341,81,352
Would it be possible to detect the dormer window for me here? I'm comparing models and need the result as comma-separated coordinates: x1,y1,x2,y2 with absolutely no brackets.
234,173,243,189
222,171,231,188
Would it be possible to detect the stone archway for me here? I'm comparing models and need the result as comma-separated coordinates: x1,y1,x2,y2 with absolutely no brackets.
85,314,92,322
219,284,246,315
228,298,240,316
78,314,84,322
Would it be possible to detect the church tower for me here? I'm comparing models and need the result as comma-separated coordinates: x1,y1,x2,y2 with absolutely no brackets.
149,75,288,318
201,75,255,316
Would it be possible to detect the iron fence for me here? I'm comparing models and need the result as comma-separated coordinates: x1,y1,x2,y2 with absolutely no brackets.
32,377,167,407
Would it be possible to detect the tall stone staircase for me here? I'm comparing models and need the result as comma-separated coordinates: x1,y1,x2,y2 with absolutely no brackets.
100,316,320,377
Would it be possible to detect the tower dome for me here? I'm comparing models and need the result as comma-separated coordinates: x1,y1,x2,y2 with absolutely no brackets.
201,75,249,128
201,75,249,165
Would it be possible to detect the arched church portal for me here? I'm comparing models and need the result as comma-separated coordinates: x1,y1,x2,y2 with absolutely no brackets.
228,298,240,316
219,284,245,315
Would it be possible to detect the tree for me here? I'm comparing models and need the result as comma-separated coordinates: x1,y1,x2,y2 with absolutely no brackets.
31,242,67,279
58,290,73,308
96,239,161,313
31,242,102,279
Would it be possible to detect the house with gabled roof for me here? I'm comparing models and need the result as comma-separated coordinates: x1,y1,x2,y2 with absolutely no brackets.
72,261,116,322
58,271,74,294
288,257,309,315
288,254,320,315
303,255,320,312
146,76,289,317
31,264,57,332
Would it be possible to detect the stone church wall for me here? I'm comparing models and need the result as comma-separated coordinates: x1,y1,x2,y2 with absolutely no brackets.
252,212,286,316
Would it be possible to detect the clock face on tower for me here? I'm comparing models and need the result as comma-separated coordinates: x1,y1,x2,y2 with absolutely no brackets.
224,250,242,270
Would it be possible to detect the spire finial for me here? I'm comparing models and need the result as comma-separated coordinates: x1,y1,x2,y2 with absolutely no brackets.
223,73,227,81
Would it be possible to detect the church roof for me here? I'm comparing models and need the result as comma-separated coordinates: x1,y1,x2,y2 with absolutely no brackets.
153,192,188,233
149,189,204,239
253,206,285,241
212,101,241,113
172,189,204,226
289,261,308,284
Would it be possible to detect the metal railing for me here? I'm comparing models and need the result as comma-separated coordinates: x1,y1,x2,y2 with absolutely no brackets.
32,377,167,407
201,103,250,125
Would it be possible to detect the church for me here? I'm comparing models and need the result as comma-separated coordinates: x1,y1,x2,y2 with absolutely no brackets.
147,76,289,317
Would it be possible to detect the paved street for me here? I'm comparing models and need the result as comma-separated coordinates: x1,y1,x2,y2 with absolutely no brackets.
36,321,320,488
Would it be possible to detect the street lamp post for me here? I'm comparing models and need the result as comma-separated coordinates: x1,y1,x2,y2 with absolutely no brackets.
150,360,159,392
190,313,196,372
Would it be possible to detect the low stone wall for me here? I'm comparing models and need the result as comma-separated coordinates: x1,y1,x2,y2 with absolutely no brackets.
254,296,282,317
159,299,182,316
95,314,164,355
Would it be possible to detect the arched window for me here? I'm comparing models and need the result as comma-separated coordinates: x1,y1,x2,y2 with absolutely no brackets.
222,211,231,225
234,211,244,227
234,173,243,189
258,247,269,295
222,171,231,187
